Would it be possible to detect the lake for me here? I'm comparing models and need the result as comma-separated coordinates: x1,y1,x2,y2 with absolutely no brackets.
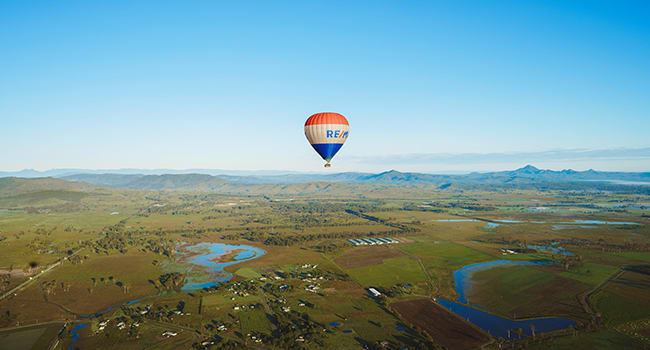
178,242,265,291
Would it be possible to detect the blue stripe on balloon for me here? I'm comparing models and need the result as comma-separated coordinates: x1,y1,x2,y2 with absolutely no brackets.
310,143,343,161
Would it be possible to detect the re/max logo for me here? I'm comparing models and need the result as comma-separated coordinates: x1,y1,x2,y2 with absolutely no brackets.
326,130,348,138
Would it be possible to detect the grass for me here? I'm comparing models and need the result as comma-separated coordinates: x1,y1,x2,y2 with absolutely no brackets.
527,329,645,350
344,257,427,287
234,267,261,279
469,265,589,319
593,270,650,326
398,241,495,269
0,185,648,349
238,309,273,334
0,324,60,350
559,263,619,286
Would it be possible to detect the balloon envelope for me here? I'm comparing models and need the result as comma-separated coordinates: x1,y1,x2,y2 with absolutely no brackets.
304,112,349,164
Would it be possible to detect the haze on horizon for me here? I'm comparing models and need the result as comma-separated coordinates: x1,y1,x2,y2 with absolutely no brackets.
1,1,649,173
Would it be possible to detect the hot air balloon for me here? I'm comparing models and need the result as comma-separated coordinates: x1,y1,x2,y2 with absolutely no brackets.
304,112,349,167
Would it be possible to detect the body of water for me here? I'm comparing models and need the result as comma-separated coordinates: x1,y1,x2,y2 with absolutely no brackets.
433,219,478,222
437,298,576,339
560,220,639,225
179,242,265,291
552,225,597,230
61,243,265,348
69,324,88,350
439,259,577,339
526,242,573,256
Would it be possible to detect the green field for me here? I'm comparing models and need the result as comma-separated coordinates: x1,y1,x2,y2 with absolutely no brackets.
239,309,273,333
344,257,427,287
527,329,645,350
469,265,590,319
0,178,648,349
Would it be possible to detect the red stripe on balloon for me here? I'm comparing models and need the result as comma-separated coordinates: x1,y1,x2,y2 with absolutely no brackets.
305,112,349,126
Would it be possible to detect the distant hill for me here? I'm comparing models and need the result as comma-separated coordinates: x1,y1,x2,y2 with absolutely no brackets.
63,174,228,191
0,165,648,199
0,168,308,178
0,177,96,197
0,166,643,196
5,165,649,186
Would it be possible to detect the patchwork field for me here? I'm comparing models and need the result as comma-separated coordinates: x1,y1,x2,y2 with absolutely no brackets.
333,246,405,269
592,267,650,326
391,298,491,349
468,266,590,319
0,179,648,349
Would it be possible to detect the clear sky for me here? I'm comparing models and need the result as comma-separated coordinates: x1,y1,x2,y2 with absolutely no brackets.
1,1,649,172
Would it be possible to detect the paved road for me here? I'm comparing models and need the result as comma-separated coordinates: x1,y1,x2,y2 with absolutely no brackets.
0,247,86,302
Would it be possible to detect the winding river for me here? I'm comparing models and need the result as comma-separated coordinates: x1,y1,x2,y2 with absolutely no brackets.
438,259,577,339
65,242,265,346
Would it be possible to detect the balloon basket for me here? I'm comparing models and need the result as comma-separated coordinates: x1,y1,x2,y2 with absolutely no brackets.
324,163,331,168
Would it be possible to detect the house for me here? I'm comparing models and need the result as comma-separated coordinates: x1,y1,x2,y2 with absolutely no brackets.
368,287,381,297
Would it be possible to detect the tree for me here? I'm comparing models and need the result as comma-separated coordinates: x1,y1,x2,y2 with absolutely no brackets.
530,324,535,339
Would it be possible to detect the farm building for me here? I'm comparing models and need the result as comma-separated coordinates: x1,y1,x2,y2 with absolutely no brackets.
368,287,381,297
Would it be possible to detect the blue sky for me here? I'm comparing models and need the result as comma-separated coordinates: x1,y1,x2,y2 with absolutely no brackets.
1,1,649,172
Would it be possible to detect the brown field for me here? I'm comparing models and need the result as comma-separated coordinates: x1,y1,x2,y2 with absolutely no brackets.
391,298,491,350
641,327,650,338
334,246,406,269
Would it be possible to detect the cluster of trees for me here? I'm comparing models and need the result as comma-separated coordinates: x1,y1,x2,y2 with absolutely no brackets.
0,274,11,292
27,236,53,254
193,339,244,350
151,272,187,292
67,255,84,264
310,242,347,253
39,279,71,296
221,228,408,247
89,222,177,257
344,209,417,232
0,310,17,328
260,310,327,348
34,226,57,236
86,276,129,294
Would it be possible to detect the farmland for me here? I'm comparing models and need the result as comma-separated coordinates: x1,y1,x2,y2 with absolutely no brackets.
0,176,648,349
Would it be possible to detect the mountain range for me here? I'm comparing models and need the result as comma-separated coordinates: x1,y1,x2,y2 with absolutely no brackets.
46,165,650,188
1,166,649,197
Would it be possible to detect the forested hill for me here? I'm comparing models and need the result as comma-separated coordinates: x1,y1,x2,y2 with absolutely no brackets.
0,165,648,198
60,174,228,191
60,165,650,186
0,177,96,197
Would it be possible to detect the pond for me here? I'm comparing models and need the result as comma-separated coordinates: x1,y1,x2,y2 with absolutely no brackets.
559,220,639,225
438,259,577,339
526,242,573,256
177,242,266,291
552,225,597,230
